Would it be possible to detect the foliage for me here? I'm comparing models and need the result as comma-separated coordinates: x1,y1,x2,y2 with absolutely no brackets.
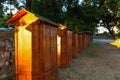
31,0,100,34
0,0,24,28
1,0,120,36
31,0,63,23
98,0,120,39
0,13,10,28
117,32,120,38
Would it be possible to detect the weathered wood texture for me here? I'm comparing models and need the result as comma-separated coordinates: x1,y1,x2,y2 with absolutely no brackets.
6,9,93,80
57,28,72,68
7,9,58,80
75,33,78,54
78,34,83,53
72,32,77,58
77,33,92,53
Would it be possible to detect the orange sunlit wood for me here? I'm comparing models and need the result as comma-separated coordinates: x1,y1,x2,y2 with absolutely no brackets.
57,35,61,67
7,9,58,80
15,25,32,80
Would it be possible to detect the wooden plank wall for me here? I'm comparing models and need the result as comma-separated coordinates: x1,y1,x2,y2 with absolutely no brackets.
7,9,92,80
15,21,58,80
57,29,92,68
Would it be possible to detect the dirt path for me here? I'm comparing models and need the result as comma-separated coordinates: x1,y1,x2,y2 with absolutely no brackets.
58,41,120,80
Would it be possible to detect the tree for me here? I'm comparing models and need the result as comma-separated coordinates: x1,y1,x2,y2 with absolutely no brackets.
0,0,8,27
1,0,119,38
63,0,99,34
99,0,120,40
31,0,63,23
26,0,32,11
81,0,120,39
0,0,23,27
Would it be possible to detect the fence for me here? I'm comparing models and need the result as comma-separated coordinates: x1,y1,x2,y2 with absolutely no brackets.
7,9,58,80
57,25,73,68
7,9,92,80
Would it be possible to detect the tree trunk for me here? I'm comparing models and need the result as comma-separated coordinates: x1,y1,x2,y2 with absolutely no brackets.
26,0,32,11
107,27,117,40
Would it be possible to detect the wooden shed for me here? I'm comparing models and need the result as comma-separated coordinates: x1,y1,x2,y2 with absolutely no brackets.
57,25,72,67
7,9,58,80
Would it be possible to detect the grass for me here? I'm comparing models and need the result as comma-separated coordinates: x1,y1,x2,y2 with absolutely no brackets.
110,39,120,48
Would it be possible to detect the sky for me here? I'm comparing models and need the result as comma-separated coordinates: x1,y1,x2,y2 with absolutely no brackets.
79,0,83,4
97,27,108,34
97,26,119,34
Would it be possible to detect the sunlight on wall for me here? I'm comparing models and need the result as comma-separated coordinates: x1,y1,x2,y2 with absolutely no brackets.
59,24,67,30
15,25,32,80
57,35,61,66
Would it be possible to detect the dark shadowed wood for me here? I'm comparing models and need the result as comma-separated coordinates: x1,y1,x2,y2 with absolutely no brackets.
72,32,77,58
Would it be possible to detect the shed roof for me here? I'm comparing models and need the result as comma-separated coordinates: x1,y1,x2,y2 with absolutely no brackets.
7,9,58,27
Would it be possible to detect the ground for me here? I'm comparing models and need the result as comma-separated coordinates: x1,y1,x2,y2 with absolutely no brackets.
59,39,120,80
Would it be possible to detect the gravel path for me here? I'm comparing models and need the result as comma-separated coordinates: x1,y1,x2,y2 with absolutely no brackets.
59,40,120,80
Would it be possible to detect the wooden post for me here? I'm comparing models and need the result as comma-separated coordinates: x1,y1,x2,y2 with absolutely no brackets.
7,9,58,80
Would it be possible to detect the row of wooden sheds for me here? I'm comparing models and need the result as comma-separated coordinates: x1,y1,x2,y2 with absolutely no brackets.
7,9,92,80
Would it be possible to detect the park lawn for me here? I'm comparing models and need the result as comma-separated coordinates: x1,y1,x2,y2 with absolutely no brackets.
110,39,120,48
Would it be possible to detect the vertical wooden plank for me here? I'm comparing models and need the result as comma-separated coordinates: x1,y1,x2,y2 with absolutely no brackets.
60,30,70,67
42,23,58,80
15,26,19,80
15,25,32,80
57,34,61,67
72,32,77,58
50,26,57,67
59,29,73,67
67,30,72,64
42,24,51,71
78,34,82,53
32,23,43,80
75,33,78,54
